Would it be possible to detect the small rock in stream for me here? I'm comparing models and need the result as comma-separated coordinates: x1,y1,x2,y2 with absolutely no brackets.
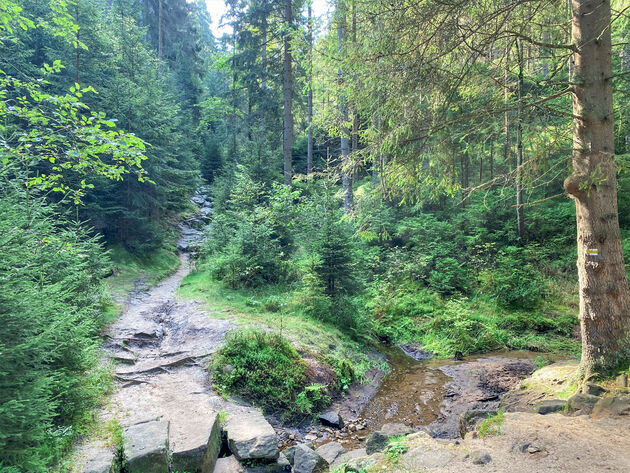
319,410,344,429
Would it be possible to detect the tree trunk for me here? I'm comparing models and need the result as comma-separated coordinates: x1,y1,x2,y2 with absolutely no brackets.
260,8,268,164
158,0,163,60
307,3,314,175
283,0,294,185
516,39,525,239
564,0,630,377
337,2,353,213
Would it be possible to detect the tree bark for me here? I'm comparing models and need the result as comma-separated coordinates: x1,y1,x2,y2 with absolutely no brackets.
564,0,630,376
283,0,294,185
307,2,314,175
337,2,353,213
260,6,268,164
516,39,525,239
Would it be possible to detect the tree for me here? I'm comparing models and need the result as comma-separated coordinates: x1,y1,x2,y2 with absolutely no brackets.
564,0,630,376
282,0,294,184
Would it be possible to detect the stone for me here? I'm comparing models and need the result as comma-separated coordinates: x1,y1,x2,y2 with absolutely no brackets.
329,448,368,471
319,410,344,429
365,431,389,454
171,411,221,473
470,450,492,465
535,399,566,415
292,443,327,473
283,445,296,465
458,410,497,438
401,446,454,470
213,456,244,473
315,441,346,465
592,394,630,418
80,450,116,473
224,410,279,461
123,419,169,473
616,374,629,388
243,454,291,473
566,393,599,416
583,383,607,396
380,423,413,436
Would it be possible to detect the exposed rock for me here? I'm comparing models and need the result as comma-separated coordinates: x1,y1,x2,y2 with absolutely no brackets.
365,431,389,454
172,411,221,473
380,422,413,436
401,446,455,470
123,419,169,473
535,399,566,415
566,393,599,416
592,394,630,418
616,374,629,388
319,410,344,429
224,411,279,461
213,456,244,473
292,443,327,473
329,448,367,471
344,452,383,471
283,445,296,465
243,454,291,473
79,450,116,473
583,383,607,396
315,441,346,465
458,410,497,438
470,450,492,465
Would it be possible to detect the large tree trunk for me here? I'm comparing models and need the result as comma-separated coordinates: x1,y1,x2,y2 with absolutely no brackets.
307,3,313,175
515,39,525,239
564,0,630,377
259,7,268,164
337,2,353,213
283,0,294,185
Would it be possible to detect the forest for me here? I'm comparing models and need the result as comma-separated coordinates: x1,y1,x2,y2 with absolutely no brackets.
1,0,630,472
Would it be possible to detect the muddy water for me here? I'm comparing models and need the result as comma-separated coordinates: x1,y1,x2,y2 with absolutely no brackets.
333,347,542,449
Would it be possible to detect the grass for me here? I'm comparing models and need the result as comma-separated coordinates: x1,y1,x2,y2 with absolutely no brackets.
178,269,373,380
384,437,410,463
104,244,180,303
478,410,504,437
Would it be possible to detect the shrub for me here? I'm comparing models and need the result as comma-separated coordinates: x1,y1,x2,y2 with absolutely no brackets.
211,330,309,416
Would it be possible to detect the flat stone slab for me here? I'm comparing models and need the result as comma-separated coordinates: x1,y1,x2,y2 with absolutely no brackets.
329,448,367,470
171,411,221,473
401,446,455,469
315,441,346,465
225,410,279,461
79,449,116,473
123,419,169,473
214,455,244,473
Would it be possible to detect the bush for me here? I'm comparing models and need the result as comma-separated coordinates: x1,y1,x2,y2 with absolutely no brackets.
211,330,312,417
0,190,110,472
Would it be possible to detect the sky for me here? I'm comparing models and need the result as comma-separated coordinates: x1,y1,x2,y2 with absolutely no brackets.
203,0,331,37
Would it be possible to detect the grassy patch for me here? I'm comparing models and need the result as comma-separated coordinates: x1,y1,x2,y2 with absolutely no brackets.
178,269,372,381
384,437,409,463
478,410,504,437
105,244,180,302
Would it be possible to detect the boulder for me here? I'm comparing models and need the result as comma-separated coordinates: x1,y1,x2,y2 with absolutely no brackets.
583,383,607,396
172,411,221,473
566,393,599,416
282,445,296,465
79,450,116,473
534,399,566,415
292,444,327,473
592,394,630,418
315,441,346,465
319,410,344,429
214,456,244,473
616,374,629,388
329,448,367,471
400,446,454,470
365,431,389,455
243,453,291,473
458,410,496,438
470,450,492,465
224,411,279,461
123,419,169,473
380,423,413,437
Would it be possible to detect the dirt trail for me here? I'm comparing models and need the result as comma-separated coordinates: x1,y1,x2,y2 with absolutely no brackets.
103,253,249,457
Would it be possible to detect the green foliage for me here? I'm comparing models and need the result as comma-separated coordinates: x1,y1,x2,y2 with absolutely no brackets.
294,384,331,415
0,189,111,472
211,330,313,417
384,437,409,463
478,410,504,437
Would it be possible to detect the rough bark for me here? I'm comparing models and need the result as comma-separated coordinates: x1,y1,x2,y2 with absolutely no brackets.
337,2,353,213
564,0,630,376
283,0,294,185
307,3,313,175
516,39,525,239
